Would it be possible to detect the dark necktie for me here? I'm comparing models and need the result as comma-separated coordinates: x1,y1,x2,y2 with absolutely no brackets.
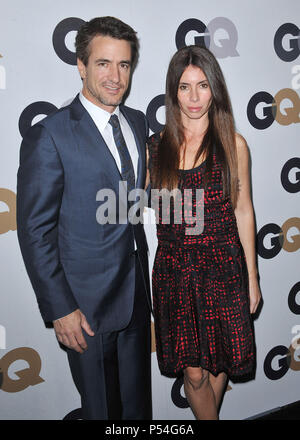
109,114,135,193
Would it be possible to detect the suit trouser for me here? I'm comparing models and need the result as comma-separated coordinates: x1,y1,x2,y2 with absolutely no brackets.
67,253,152,420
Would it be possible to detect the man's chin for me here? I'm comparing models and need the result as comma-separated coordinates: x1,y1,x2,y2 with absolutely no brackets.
99,97,123,108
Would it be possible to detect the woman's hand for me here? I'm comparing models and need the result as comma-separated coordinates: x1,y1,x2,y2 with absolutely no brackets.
248,275,262,314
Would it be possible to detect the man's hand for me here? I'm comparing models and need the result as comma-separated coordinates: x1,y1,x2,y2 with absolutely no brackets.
53,309,95,353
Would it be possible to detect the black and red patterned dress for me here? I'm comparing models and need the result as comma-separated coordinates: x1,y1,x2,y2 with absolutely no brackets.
148,133,255,378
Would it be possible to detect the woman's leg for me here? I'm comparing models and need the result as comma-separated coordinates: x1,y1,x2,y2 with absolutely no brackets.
183,367,227,420
208,371,228,411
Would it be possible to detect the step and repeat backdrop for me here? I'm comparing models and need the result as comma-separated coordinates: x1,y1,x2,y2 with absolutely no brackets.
0,0,299,420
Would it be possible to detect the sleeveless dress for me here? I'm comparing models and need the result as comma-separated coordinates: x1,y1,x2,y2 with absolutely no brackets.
148,133,255,378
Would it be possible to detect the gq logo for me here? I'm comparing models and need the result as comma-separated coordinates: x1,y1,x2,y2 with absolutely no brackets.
281,158,300,193
274,23,300,62
288,282,300,315
0,347,44,392
247,88,300,129
175,17,239,58
257,217,300,259
146,94,165,133
52,17,85,65
19,102,58,138
264,325,300,380
0,189,17,234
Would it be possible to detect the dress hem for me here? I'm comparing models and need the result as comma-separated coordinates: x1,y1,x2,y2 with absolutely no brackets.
157,358,255,379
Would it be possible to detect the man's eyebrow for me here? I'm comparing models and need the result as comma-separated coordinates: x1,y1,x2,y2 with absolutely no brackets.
94,58,110,63
93,58,132,65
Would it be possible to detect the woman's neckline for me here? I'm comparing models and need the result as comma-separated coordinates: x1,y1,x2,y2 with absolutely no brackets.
178,159,206,173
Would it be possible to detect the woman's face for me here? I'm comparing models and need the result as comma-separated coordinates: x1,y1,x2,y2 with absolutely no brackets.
177,64,212,123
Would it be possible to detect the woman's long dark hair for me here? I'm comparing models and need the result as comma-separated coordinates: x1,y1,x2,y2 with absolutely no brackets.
151,45,238,207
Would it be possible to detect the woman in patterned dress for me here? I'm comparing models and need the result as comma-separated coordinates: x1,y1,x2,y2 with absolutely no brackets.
147,45,261,420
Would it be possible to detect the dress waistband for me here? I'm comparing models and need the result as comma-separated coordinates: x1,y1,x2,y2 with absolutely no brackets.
158,235,240,247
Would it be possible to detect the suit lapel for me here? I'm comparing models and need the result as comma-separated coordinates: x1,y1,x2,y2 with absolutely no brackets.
69,95,145,191
69,95,123,190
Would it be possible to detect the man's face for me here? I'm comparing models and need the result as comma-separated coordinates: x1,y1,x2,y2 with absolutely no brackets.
77,35,132,113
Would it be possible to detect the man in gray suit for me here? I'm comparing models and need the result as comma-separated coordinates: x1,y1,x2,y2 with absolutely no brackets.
17,16,152,420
